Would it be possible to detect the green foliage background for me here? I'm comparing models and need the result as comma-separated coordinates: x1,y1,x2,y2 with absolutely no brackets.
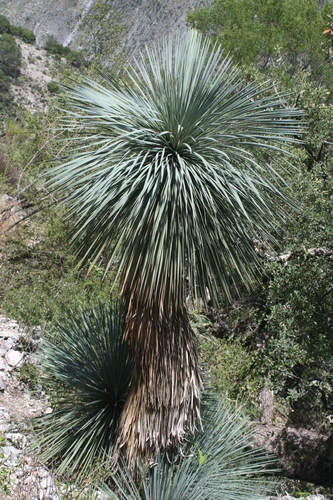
188,0,333,430
0,34,21,78
188,0,333,90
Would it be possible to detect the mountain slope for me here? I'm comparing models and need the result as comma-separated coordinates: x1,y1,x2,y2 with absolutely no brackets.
0,0,200,59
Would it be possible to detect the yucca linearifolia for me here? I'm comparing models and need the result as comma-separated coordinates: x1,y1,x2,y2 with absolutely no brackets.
49,30,301,462
35,302,133,477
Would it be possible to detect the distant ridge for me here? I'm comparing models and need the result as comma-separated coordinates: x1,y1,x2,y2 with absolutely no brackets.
0,0,200,60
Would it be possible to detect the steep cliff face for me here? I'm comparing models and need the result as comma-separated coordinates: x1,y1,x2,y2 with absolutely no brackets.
0,0,199,57
0,0,93,47
103,0,199,55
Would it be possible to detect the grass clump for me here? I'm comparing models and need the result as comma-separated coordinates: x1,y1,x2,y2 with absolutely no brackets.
0,208,120,327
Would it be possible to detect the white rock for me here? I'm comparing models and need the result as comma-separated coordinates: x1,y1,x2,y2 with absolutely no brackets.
37,468,49,478
40,476,54,489
6,433,25,448
3,321,18,329
3,445,20,466
5,350,23,367
24,474,36,485
0,376,4,392
43,407,53,415
4,339,13,351
0,359,7,371
15,468,24,478
0,329,21,341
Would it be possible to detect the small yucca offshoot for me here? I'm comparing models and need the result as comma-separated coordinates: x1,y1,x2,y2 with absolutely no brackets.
101,394,276,500
35,301,133,477
49,29,301,461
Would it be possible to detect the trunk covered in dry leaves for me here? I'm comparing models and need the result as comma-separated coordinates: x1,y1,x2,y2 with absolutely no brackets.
116,295,203,463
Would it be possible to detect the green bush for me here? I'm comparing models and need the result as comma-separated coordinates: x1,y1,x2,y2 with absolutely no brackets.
0,34,21,77
8,25,20,37
44,35,85,67
66,49,86,68
0,69,10,93
187,0,333,91
0,15,10,34
0,89,16,117
9,25,35,44
259,82,333,422
45,35,70,57
210,82,333,424
19,28,36,44
47,81,59,93
188,0,333,428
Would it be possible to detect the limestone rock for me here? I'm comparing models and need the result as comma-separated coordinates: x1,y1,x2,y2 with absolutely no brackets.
5,349,23,367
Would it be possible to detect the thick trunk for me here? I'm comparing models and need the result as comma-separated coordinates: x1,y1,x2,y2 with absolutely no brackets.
116,302,203,463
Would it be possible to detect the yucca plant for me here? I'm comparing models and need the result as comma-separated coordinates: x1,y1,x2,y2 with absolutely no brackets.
35,301,133,477
101,394,276,500
49,30,301,461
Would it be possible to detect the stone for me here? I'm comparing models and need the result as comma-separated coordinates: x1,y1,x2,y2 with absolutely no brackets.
3,445,20,466
43,407,53,415
40,476,53,489
37,469,49,478
24,474,36,485
0,376,4,392
5,350,23,367
6,433,25,448
4,339,13,351
0,359,7,371
15,468,24,479
0,329,21,341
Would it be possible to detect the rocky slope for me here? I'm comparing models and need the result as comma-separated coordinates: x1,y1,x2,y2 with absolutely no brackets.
0,313,329,499
0,0,200,59
0,0,93,47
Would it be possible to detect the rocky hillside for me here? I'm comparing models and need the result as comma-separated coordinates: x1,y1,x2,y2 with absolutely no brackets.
0,0,200,59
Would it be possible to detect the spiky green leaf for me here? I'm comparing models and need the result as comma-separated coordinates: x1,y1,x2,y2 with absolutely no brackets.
49,30,301,308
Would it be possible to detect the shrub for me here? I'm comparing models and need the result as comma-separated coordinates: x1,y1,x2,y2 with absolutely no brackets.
0,34,21,77
19,27,35,44
35,302,133,478
187,0,333,92
45,35,70,57
9,25,35,44
67,50,85,68
44,35,85,66
47,81,59,93
0,89,16,116
8,25,20,37
5,118,28,142
0,69,10,93
0,15,10,34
